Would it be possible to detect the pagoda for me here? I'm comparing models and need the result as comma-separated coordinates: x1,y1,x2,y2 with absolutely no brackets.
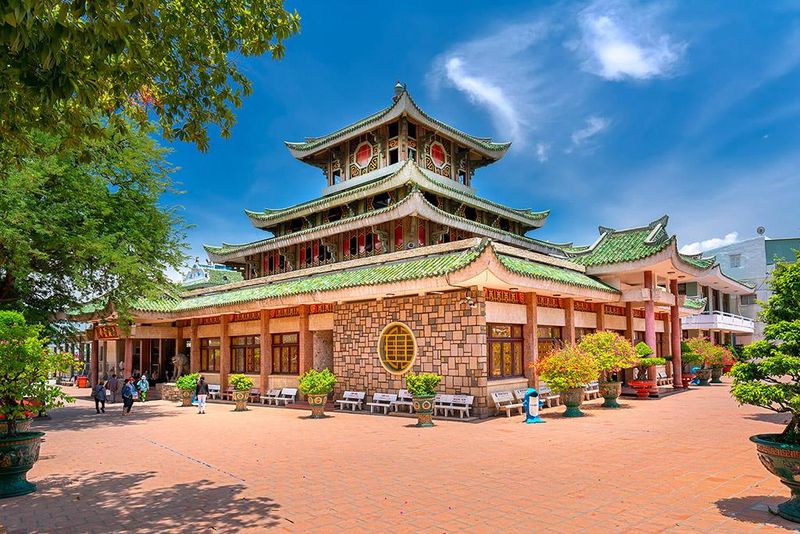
75,83,754,417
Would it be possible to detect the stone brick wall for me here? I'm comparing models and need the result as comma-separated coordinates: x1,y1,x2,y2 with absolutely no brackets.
333,289,490,416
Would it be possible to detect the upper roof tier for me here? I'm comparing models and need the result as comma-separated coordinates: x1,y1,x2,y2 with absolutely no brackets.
286,83,510,159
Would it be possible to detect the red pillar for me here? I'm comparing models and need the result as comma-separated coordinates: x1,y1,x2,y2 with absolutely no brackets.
220,315,231,390
90,328,99,387
644,271,657,391
189,319,200,374
523,293,538,388
259,310,271,394
563,298,576,345
124,338,133,378
670,279,684,387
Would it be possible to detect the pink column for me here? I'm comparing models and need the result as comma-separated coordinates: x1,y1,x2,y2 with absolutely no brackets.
670,279,684,388
644,271,657,391
90,328,100,387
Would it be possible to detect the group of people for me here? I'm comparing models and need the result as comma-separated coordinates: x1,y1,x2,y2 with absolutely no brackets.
91,373,151,415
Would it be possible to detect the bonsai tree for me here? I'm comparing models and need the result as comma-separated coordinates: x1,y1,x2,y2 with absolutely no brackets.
731,252,800,444
681,341,703,371
0,311,74,437
578,332,639,382
175,373,199,391
229,374,254,391
298,369,337,396
405,372,442,397
684,337,721,369
633,342,665,380
537,345,599,393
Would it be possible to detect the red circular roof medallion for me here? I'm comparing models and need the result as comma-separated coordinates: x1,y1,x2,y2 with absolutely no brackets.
431,142,445,167
356,143,372,168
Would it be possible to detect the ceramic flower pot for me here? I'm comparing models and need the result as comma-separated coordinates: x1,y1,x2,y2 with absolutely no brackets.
180,389,193,407
599,381,622,408
307,393,327,418
695,368,712,386
711,367,724,384
0,431,45,499
412,395,435,427
681,374,694,388
629,380,651,398
751,434,800,523
559,388,586,417
232,389,249,411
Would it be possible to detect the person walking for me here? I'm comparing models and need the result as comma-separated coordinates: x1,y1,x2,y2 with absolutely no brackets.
195,375,209,414
137,374,150,403
121,378,135,415
93,381,107,414
106,374,119,404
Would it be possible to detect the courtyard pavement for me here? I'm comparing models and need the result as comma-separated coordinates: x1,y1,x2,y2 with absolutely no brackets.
0,381,796,533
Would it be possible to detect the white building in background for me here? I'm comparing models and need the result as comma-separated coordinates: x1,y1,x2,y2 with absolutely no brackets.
683,235,800,344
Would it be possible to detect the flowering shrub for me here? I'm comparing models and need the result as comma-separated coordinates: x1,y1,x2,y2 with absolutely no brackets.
685,337,729,368
537,345,599,393
299,369,336,395
578,332,639,382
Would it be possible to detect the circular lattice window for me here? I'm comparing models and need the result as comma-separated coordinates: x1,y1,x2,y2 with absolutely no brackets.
378,322,417,375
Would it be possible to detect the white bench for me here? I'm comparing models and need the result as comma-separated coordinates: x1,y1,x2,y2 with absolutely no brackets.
448,394,474,419
221,386,234,401
391,389,414,413
491,391,523,417
538,383,560,408
656,371,671,386
434,394,454,416
584,381,600,400
248,387,261,402
366,392,397,414
260,388,282,405
274,388,297,406
335,391,365,411
208,384,221,400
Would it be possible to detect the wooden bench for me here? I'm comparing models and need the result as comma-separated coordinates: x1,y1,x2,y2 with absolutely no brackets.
366,392,397,414
449,394,474,419
538,382,560,408
491,391,523,417
274,388,297,406
208,384,221,400
434,394,454,416
260,388,282,405
335,391,365,411
584,381,600,400
391,389,414,413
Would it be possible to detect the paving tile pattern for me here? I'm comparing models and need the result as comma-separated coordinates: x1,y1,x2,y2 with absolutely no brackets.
0,382,797,533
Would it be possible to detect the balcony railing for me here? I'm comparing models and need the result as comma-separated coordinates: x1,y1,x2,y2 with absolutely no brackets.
681,310,755,333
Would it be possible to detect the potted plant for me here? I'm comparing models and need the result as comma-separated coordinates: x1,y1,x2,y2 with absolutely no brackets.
229,374,254,411
405,372,441,427
175,373,199,407
684,338,717,386
680,341,703,387
0,311,74,498
578,332,639,408
731,252,800,522
629,343,665,397
298,369,336,418
710,347,735,384
537,345,599,417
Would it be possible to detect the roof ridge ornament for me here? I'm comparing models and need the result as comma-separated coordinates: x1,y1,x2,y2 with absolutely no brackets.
393,81,405,102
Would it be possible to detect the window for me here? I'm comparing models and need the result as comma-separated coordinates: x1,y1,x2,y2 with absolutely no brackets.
378,322,417,374
231,335,260,374
537,326,562,358
457,169,467,185
742,294,757,306
407,122,416,139
200,338,221,372
575,328,595,340
388,121,399,138
331,168,341,184
489,324,524,379
272,333,299,375
407,147,417,162
729,253,742,268
389,148,399,164
656,332,666,357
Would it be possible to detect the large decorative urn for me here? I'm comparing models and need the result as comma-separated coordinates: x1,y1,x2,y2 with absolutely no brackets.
628,380,652,398
710,367,724,384
559,388,586,417
180,389,193,407
0,432,45,498
695,368,712,386
232,389,250,411
307,394,327,419
599,381,622,408
412,395,435,427
751,434,800,523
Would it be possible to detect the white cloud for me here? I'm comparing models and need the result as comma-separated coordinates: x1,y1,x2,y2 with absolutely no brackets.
575,0,686,81
535,142,550,162
570,116,610,147
680,232,739,255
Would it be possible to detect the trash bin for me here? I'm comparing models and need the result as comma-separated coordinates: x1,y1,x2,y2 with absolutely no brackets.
76,376,88,388
523,388,545,424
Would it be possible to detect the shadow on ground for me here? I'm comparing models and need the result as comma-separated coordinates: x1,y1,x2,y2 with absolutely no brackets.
743,412,792,426
33,401,179,433
0,471,281,533
716,496,798,531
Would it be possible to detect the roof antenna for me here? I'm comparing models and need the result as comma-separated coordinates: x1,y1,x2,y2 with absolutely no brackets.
756,226,766,236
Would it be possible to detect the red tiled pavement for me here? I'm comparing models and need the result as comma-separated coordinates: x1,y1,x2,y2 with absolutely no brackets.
0,381,797,533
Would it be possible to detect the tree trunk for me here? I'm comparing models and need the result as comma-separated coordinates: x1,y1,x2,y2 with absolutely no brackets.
781,413,800,444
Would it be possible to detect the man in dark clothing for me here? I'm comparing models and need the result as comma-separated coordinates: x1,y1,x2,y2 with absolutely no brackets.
93,382,107,414
195,375,209,414
106,374,119,403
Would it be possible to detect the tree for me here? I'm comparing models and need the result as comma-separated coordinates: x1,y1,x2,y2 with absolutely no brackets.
1,0,301,152
578,331,638,382
0,122,187,327
731,251,800,444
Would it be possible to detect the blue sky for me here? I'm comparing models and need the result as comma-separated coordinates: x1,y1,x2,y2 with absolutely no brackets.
164,0,800,273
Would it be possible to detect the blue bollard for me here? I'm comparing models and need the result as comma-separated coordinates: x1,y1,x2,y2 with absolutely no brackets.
523,388,545,424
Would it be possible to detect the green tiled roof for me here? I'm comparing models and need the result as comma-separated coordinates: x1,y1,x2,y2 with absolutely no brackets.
678,254,715,269
182,266,244,289
497,254,618,293
570,227,671,267
285,87,510,155
683,297,707,310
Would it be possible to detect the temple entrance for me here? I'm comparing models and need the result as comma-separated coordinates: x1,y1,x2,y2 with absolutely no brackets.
313,330,333,371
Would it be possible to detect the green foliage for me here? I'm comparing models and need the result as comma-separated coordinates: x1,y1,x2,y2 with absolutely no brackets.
229,374,254,391
638,357,667,368
635,342,654,358
0,124,187,327
537,345,600,393
175,373,199,390
680,341,704,366
578,331,639,381
0,311,74,436
685,337,731,368
405,372,442,397
731,251,800,444
298,369,336,395
0,0,301,153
